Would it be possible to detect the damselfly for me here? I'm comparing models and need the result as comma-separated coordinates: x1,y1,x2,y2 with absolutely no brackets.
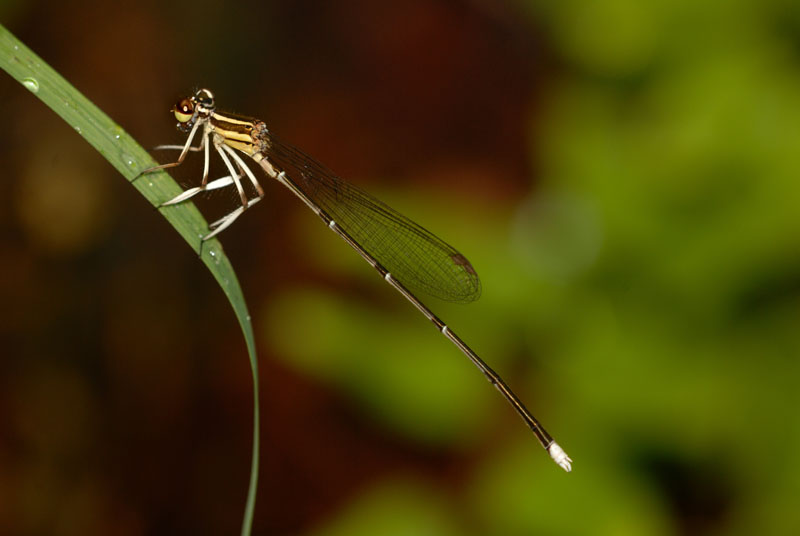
137,88,572,471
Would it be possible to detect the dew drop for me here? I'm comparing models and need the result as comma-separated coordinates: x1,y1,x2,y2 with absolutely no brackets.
21,77,39,93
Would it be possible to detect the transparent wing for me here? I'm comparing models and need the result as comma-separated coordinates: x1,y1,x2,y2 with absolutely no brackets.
264,133,481,303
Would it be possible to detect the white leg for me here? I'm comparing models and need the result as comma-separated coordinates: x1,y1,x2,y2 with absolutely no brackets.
153,143,202,152
204,198,261,240
202,136,210,185
221,144,265,198
154,126,208,153
203,175,237,191
159,175,238,206
215,144,248,207
198,146,266,239
138,120,203,177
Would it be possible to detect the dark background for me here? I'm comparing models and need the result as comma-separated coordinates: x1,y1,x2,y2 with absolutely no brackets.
2,0,800,534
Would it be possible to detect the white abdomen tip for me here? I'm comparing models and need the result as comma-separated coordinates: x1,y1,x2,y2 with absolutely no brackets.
548,442,572,472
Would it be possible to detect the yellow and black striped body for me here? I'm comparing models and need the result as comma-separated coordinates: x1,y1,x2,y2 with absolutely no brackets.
209,111,270,161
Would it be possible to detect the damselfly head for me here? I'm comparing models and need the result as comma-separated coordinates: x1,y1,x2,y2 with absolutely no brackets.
171,89,216,132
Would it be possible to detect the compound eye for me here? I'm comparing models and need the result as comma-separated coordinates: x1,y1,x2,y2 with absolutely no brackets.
173,97,194,123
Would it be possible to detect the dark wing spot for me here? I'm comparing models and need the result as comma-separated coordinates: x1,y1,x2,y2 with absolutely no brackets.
450,253,477,275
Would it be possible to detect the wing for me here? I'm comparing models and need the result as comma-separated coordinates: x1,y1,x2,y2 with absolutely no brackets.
263,133,481,303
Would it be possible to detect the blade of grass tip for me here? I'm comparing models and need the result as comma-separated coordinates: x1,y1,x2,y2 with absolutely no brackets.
0,24,260,536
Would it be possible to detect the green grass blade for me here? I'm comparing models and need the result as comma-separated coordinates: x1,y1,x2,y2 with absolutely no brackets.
0,24,260,536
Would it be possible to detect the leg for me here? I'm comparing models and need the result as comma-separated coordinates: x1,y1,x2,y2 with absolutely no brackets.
132,120,203,182
152,142,204,152
159,174,239,207
221,144,265,198
158,138,220,206
200,145,267,241
151,134,208,180
204,197,262,240
215,143,249,208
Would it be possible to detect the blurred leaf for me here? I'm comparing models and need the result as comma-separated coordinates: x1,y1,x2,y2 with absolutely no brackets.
309,479,462,536
263,287,493,446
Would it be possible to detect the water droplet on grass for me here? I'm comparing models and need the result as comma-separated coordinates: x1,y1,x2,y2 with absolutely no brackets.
21,77,39,93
